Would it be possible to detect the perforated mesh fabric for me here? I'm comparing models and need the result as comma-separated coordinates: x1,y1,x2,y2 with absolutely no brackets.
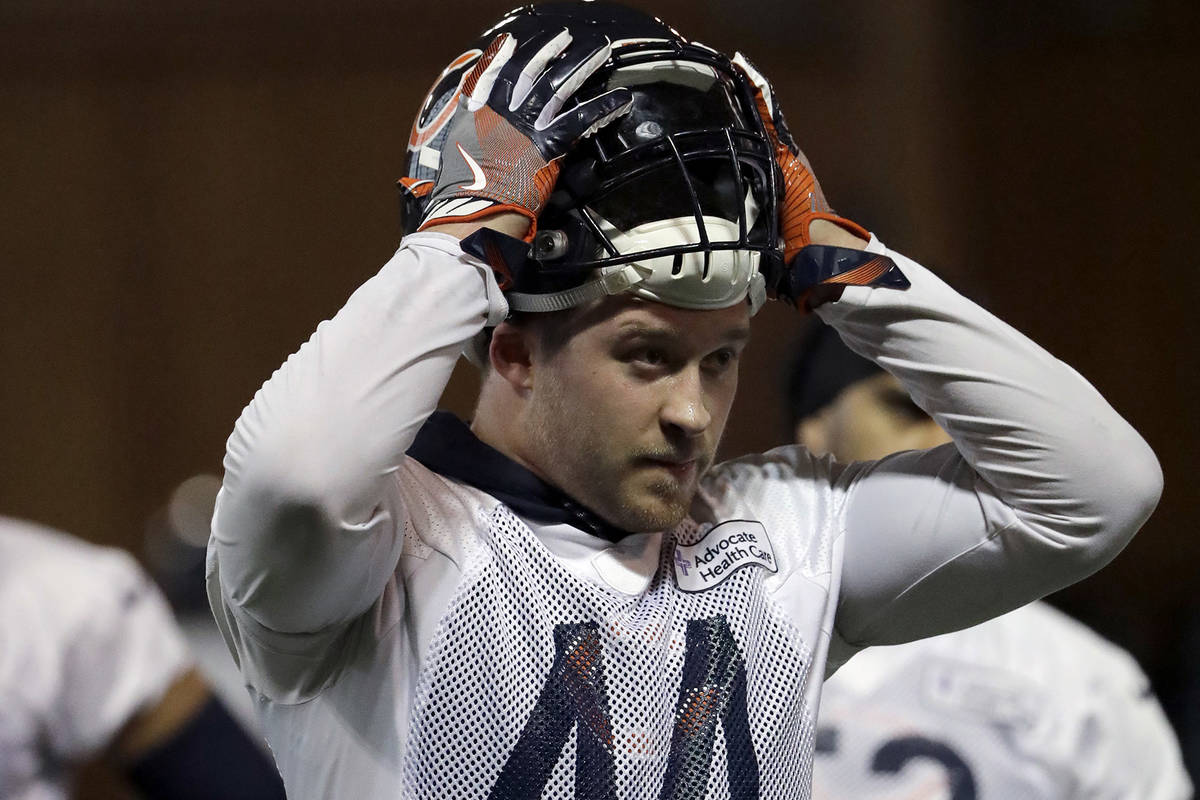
401,506,817,798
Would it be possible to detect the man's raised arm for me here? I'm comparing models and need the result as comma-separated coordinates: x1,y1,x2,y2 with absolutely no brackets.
732,52,1160,656
822,239,1160,649
206,32,632,698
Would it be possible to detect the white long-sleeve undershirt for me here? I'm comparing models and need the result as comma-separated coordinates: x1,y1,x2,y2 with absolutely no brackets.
208,230,1160,688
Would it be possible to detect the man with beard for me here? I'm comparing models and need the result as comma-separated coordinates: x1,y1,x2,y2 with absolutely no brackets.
207,4,1163,797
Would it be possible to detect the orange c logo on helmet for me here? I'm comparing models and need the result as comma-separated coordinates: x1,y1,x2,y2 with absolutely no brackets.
408,49,483,150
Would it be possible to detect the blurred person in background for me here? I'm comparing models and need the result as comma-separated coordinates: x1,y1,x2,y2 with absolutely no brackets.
789,323,1193,799
0,516,286,800
144,474,262,738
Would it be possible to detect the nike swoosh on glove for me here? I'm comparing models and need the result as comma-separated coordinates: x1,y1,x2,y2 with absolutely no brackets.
418,30,633,240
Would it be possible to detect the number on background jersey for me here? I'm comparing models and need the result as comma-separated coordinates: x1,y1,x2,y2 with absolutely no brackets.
488,616,761,800
873,736,977,800
816,727,978,800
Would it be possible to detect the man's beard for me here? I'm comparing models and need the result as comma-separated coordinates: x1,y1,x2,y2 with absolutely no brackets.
525,375,711,534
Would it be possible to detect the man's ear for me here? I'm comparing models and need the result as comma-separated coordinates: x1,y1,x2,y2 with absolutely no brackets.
488,321,535,392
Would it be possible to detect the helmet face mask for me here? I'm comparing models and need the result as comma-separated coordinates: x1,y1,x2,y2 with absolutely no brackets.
403,2,783,315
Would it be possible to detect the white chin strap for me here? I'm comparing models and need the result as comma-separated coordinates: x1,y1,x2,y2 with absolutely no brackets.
506,263,656,313
506,214,767,315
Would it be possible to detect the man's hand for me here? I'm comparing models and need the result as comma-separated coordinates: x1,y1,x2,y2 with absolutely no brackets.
731,53,911,309
407,31,632,241
731,53,870,260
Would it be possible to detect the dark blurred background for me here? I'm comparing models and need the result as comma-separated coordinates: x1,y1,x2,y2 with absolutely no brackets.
1,0,1197,796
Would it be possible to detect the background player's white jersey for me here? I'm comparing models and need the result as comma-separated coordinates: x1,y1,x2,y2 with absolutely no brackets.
813,602,1192,799
0,517,190,800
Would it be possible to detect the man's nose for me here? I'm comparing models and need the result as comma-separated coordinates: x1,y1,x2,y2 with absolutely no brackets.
660,367,712,438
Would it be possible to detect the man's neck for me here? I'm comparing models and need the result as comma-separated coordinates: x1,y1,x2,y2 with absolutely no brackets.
469,393,545,481
408,411,634,543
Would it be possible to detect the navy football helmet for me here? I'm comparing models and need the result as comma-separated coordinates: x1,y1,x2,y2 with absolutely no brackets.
402,2,784,314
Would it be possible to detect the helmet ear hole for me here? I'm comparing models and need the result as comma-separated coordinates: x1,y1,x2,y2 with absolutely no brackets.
533,230,571,261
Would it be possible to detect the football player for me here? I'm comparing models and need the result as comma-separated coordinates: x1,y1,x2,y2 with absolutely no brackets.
0,516,285,800
207,3,1163,797
789,323,1193,799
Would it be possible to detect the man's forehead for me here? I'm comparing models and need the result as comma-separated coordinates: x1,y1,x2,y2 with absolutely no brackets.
597,295,752,338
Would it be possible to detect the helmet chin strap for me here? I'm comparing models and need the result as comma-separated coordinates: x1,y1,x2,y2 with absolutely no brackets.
506,263,653,313
507,264,767,315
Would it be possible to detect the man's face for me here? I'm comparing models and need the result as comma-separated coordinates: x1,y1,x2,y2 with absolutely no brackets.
797,373,951,462
522,296,751,533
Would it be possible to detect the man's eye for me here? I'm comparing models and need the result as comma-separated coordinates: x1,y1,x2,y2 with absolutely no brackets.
637,349,667,366
621,347,668,368
703,349,737,371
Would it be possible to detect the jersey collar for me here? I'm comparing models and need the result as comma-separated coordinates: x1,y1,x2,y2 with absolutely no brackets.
407,411,635,543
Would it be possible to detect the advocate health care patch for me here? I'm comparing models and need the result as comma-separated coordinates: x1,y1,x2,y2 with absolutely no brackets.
673,520,777,592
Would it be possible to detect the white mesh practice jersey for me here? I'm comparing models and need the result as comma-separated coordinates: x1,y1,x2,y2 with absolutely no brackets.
0,517,191,800
813,602,1192,799
207,233,1162,799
